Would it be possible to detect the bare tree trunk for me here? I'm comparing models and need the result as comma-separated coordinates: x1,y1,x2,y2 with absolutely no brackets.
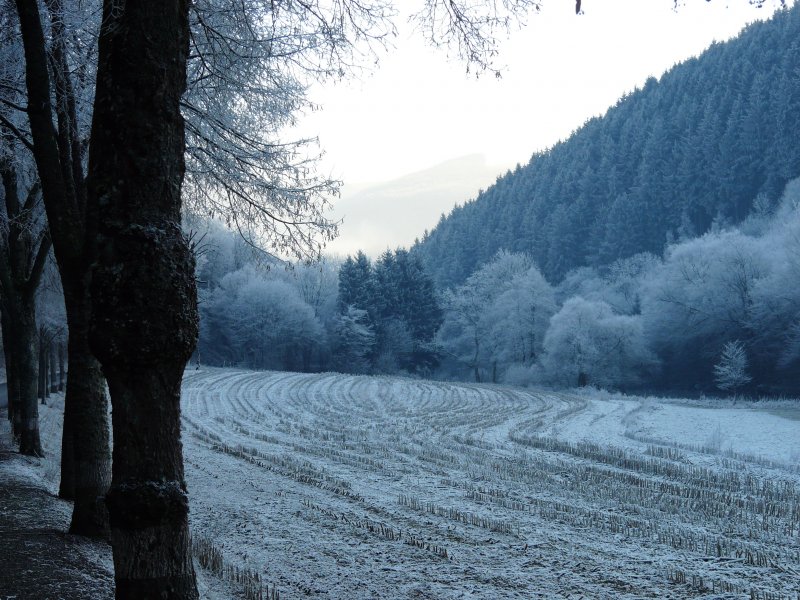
43,340,49,400
61,277,111,537
87,1,198,596
49,341,58,393
4,325,21,435
59,390,75,498
0,305,19,430
15,302,42,456
0,162,48,438
58,342,65,391
102,366,196,598
38,332,47,404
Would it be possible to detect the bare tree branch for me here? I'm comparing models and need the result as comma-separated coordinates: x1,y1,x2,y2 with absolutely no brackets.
0,113,34,152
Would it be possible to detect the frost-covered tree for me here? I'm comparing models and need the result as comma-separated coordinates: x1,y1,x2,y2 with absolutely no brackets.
487,265,556,370
8,0,111,536
332,306,375,374
335,249,441,374
747,181,800,381
438,280,487,382
294,259,340,323
639,180,800,391
200,261,340,372
541,297,658,389
603,253,661,314
437,251,554,382
339,252,377,316
641,231,767,381
558,253,662,315
714,340,752,393
191,218,252,291
229,278,323,371
373,249,442,372
778,322,800,371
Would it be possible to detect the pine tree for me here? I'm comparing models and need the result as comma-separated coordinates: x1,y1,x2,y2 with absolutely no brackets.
338,251,376,315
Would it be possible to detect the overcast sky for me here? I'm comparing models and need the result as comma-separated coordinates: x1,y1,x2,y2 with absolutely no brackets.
292,0,790,257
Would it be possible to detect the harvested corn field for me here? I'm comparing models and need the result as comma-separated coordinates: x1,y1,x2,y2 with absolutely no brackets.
181,368,800,599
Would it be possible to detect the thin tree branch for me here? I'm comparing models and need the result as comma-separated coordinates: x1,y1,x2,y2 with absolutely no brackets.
0,113,34,153
25,228,51,297
0,97,28,113
21,179,41,213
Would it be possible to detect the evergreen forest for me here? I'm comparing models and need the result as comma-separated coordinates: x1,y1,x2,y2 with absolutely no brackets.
413,6,800,287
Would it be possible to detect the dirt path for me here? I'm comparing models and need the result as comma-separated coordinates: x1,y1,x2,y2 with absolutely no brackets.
0,413,114,600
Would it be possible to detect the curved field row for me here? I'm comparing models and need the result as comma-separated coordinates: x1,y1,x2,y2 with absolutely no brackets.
181,368,800,600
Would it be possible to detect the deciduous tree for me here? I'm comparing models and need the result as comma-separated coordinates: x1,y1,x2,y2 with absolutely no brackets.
0,149,49,455
10,0,112,535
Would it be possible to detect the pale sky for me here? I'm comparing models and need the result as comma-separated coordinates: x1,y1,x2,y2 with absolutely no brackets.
291,0,791,256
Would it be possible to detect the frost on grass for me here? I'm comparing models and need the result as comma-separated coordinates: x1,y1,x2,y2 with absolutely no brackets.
181,368,800,600
0,402,113,600
8,372,797,599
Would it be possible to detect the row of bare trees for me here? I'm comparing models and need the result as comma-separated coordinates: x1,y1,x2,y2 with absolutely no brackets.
37,326,65,401
2,0,551,597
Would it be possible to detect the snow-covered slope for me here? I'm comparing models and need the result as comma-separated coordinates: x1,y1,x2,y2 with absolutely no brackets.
182,369,800,599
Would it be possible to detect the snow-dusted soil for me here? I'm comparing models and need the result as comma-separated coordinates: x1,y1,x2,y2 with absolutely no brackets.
182,369,800,600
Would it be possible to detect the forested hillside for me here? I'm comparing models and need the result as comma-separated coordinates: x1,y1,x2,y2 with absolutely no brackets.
414,5,800,287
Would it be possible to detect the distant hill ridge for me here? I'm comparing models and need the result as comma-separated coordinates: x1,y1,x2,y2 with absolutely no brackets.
413,5,800,287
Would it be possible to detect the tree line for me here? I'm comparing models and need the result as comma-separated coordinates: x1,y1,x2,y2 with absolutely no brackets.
196,220,442,377
197,174,800,397
435,178,800,394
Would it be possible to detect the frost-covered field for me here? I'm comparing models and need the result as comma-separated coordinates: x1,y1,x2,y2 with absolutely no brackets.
181,369,800,600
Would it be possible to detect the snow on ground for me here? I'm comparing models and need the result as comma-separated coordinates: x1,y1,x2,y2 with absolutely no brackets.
0,397,114,600
181,368,800,600
630,400,800,465
544,389,800,467
17,371,800,598
27,392,250,599
541,391,638,451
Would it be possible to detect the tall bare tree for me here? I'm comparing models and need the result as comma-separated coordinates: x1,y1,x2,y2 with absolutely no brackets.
0,148,49,455
82,1,200,594
10,0,111,535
